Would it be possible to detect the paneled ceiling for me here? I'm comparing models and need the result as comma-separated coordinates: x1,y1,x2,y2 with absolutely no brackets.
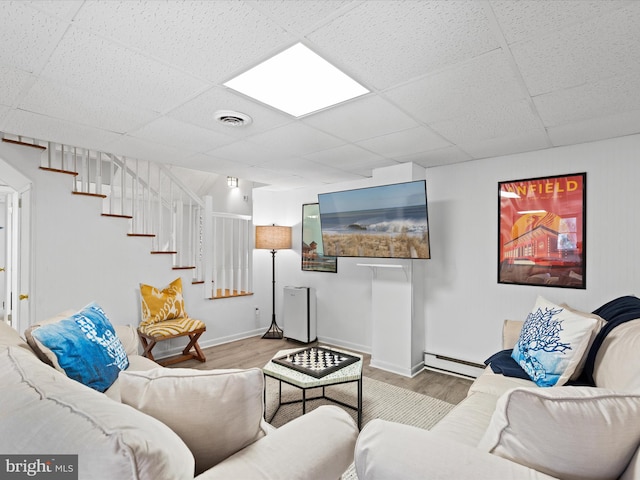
1,1,638,191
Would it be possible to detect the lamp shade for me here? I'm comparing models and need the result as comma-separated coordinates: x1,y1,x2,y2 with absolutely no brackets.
255,225,292,250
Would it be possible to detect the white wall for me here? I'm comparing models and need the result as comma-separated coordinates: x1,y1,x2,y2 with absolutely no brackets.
253,134,640,365
3,132,639,365
252,163,427,354
0,141,263,356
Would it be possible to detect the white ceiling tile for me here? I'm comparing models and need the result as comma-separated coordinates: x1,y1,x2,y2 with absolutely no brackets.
129,117,236,153
398,146,472,168
104,135,193,165
428,99,544,144
308,0,500,90
247,122,344,157
548,110,640,148
249,0,354,35
459,130,551,159
168,86,292,138
24,1,83,20
73,0,292,82
511,3,640,95
490,0,630,44
19,78,158,134
0,1,639,190
3,109,121,151
0,66,35,106
183,153,251,177
357,126,451,158
0,2,68,73
534,73,640,127
261,157,340,179
303,95,419,142
303,144,387,169
40,26,209,113
385,50,526,124
207,140,285,166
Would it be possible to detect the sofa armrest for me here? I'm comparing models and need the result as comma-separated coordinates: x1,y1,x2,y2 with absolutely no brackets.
355,419,557,480
502,319,524,350
196,405,358,480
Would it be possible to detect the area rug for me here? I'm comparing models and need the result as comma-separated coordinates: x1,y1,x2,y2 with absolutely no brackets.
264,376,455,479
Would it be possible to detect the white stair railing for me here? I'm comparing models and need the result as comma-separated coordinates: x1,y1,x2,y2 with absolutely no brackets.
203,196,252,299
3,132,254,296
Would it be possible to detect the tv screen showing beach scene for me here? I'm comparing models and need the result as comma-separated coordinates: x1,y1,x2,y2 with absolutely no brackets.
318,180,431,259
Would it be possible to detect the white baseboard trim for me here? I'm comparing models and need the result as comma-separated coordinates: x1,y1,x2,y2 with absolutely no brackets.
424,352,484,379
316,335,370,356
369,358,424,378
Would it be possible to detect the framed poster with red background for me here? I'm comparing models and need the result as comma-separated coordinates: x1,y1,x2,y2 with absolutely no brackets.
498,173,586,289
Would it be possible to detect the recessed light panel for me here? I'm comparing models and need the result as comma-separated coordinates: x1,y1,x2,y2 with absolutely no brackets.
224,43,369,117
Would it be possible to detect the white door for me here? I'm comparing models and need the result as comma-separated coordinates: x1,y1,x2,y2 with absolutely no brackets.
0,158,32,331
0,189,9,323
16,187,31,332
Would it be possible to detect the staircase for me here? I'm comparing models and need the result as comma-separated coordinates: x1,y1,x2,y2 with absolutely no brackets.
2,133,253,300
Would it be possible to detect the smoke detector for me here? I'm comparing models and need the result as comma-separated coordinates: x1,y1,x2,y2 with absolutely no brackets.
214,110,252,127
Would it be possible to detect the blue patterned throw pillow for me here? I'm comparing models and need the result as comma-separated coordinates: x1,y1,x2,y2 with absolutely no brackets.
512,296,600,387
29,303,129,392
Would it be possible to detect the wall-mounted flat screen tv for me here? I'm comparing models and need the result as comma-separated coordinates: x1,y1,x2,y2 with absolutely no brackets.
318,180,431,259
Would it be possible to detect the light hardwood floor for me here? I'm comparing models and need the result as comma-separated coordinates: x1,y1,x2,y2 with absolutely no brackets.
170,335,472,405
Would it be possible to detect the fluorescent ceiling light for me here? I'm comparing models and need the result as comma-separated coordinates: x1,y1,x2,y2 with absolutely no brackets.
224,43,369,117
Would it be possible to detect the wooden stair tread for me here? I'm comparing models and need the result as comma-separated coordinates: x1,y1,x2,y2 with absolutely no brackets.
101,213,133,219
4,138,47,150
209,289,254,300
39,166,78,176
72,191,107,199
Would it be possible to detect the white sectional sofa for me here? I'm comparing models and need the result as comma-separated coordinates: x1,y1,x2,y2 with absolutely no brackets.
355,297,640,480
0,318,358,479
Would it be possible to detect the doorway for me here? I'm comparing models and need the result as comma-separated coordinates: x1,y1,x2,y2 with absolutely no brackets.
0,158,32,333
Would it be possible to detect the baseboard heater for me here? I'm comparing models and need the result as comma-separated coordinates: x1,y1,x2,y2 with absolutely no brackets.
424,352,485,379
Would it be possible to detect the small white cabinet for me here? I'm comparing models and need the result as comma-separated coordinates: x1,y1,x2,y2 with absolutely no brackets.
282,286,317,343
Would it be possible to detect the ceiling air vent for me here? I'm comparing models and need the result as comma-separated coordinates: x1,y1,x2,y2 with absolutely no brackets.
214,110,252,127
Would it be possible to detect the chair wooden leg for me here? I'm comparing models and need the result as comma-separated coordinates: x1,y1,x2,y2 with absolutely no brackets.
183,331,206,362
139,334,157,361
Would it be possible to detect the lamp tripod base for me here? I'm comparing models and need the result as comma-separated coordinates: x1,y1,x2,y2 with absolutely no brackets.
262,316,284,339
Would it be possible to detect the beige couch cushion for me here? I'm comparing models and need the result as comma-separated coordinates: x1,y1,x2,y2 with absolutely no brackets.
197,406,358,480
469,366,537,398
120,367,267,475
429,391,499,447
479,386,640,480
0,320,32,352
593,319,640,392
0,346,194,479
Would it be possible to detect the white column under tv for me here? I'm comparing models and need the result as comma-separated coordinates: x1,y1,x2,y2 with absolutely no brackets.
357,261,425,377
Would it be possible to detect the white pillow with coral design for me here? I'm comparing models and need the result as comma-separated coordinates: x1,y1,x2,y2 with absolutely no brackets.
511,296,600,387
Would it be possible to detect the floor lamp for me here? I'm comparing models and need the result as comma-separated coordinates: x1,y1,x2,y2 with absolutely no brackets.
256,225,292,339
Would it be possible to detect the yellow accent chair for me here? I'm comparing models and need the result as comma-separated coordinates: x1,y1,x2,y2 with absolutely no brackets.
138,277,206,366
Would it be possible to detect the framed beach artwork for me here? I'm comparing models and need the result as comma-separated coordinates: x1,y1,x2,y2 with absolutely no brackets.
301,203,337,273
498,173,586,289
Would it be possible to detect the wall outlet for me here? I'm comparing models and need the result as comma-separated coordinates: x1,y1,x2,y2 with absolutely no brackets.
255,307,260,318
